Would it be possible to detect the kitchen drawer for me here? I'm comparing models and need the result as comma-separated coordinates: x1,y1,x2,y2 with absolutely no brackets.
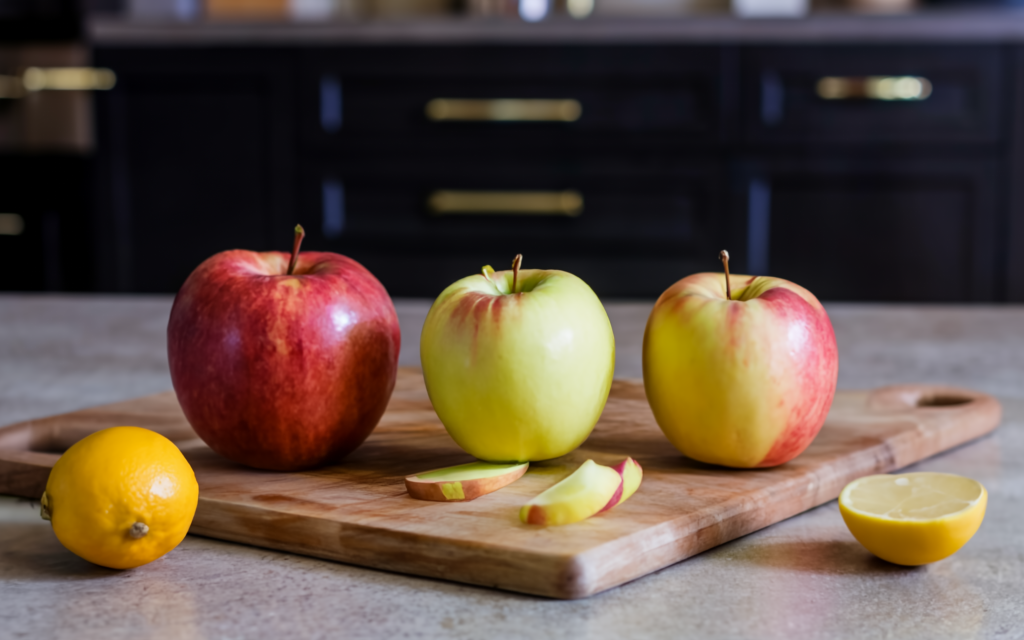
735,156,999,302
742,46,1003,145
301,46,724,153
298,157,728,297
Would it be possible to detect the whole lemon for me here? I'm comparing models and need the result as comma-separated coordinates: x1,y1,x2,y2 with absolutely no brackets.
41,426,199,569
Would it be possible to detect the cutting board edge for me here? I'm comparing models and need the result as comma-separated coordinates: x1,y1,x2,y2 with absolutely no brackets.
187,496,591,599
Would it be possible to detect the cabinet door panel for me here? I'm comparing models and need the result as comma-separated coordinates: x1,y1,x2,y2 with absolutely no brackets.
739,158,998,302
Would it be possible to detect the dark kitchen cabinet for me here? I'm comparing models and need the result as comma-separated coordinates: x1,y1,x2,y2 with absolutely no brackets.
0,155,92,292
301,46,726,156
1006,47,1024,303
93,42,1019,301
93,49,297,293
735,156,999,302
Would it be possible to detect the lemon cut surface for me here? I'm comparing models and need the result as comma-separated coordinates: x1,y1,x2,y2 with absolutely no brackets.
42,426,199,569
839,472,987,566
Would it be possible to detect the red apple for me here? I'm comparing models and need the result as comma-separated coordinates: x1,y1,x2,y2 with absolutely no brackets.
642,251,838,468
167,226,400,471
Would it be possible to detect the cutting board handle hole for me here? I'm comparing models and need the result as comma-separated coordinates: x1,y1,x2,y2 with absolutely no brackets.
23,427,198,455
917,394,973,408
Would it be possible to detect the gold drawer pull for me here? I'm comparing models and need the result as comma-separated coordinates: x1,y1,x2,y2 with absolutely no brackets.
22,67,117,92
428,190,583,216
426,99,582,122
816,76,932,101
0,67,117,99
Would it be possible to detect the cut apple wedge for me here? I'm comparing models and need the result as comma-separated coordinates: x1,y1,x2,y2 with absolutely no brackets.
600,457,644,512
520,459,622,526
406,461,529,502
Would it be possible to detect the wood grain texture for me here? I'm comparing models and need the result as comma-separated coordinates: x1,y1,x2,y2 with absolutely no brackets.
0,368,1001,599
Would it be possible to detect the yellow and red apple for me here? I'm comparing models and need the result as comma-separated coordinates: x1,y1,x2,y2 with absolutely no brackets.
643,253,838,468
167,226,401,471
420,256,615,463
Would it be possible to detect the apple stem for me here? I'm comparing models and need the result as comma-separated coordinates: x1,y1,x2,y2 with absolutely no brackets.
720,250,732,300
287,225,305,276
511,254,523,293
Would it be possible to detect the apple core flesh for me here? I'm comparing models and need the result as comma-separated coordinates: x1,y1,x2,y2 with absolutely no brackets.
643,272,838,468
405,461,529,502
167,249,400,471
520,460,623,526
420,266,615,463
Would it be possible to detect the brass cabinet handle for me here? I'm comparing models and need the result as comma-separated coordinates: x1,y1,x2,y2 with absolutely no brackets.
425,99,582,122
816,76,932,101
0,67,117,99
428,190,583,216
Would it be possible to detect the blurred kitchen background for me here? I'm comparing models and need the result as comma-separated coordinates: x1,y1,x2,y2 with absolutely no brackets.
2,0,1024,300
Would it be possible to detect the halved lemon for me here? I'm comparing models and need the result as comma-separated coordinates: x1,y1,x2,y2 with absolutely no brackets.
839,472,987,566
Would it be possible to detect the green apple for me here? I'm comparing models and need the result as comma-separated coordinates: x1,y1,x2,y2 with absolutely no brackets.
420,256,615,462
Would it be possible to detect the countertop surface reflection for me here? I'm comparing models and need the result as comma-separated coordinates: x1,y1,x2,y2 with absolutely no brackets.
0,295,1021,639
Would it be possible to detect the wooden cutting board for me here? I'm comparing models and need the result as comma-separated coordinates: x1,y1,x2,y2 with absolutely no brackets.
0,368,1001,599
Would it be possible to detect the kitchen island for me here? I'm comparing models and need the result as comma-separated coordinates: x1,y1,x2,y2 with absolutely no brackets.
0,295,1021,638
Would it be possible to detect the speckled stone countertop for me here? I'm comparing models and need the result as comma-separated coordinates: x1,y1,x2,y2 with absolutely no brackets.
1,295,1022,639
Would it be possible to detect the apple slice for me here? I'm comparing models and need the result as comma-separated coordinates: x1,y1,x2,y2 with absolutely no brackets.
600,457,644,512
520,459,622,526
406,461,529,502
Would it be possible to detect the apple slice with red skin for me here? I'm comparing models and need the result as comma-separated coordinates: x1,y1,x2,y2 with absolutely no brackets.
520,460,622,526
406,461,529,502
600,457,644,512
